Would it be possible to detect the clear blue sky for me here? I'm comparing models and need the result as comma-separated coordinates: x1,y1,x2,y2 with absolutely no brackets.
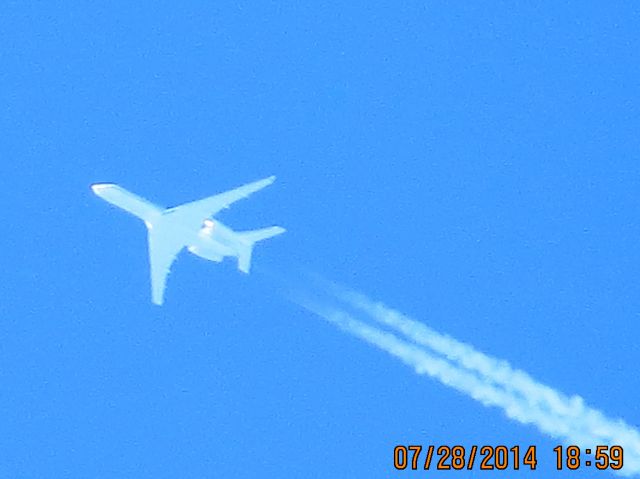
2,2,639,478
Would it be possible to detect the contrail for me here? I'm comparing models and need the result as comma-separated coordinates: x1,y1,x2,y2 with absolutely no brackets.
333,287,602,412
292,287,640,476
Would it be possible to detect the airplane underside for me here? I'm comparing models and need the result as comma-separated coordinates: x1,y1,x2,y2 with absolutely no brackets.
187,245,224,262
92,176,285,305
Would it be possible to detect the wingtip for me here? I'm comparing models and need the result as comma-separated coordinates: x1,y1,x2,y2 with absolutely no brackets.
151,291,164,306
91,183,115,194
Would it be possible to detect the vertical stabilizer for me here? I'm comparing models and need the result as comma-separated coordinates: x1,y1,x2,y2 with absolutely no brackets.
237,226,285,273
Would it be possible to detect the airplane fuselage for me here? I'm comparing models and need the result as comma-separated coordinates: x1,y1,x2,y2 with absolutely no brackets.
187,219,241,263
91,177,284,304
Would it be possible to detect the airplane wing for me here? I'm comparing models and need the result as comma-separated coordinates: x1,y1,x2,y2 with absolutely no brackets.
164,176,276,229
91,183,163,223
147,222,186,305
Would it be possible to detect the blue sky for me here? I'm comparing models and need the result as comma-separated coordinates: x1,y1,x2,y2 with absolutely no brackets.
2,2,640,478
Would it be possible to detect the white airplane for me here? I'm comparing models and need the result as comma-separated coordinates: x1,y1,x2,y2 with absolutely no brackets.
91,176,284,305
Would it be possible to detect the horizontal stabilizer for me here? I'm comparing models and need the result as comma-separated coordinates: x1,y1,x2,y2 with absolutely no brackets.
237,226,285,273
238,226,286,244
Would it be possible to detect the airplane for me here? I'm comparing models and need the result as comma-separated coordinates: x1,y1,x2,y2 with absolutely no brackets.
91,176,285,305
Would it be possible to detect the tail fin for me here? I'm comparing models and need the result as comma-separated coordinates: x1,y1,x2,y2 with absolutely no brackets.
237,226,285,273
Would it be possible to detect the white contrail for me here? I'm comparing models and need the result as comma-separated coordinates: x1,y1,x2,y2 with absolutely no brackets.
334,288,640,466
334,288,595,410
294,290,640,476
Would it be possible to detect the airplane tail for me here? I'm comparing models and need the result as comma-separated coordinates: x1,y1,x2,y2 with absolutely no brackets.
237,226,285,273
